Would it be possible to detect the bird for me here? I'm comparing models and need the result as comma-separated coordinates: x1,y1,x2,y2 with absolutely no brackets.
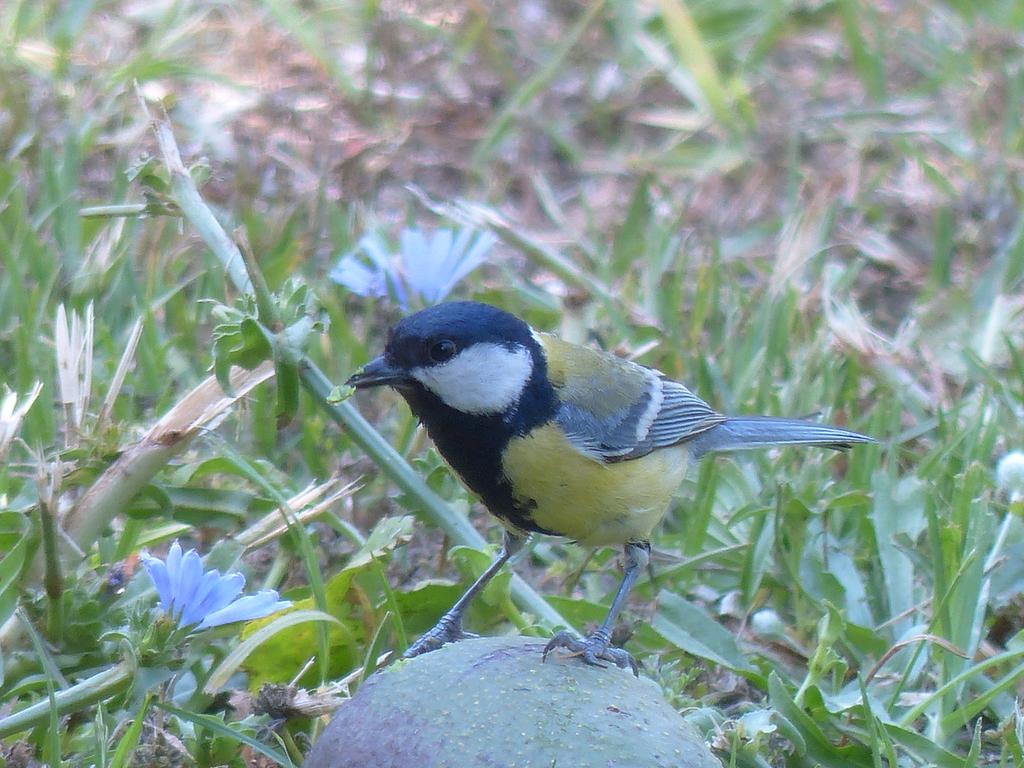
346,300,874,673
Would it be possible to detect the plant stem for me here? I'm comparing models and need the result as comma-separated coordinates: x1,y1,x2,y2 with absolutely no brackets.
0,661,133,738
236,229,281,330
261,547,290,591
39,493,64,643
79,203,149,218
281,725,304,764
146,104,252,296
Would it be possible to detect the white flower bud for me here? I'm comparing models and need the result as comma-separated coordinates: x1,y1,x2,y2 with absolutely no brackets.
997,451,1024,502
751,608,786,638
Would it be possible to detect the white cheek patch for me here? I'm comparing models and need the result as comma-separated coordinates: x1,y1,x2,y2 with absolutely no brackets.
412,343,533,414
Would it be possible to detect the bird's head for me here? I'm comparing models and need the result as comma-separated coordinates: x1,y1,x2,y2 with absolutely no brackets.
346,301,545,416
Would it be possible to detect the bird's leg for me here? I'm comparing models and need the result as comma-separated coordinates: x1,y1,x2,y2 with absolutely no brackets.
543,541,649,675
403,530,526,660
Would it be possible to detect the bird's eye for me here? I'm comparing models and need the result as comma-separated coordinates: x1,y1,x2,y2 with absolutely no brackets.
429,339,457,363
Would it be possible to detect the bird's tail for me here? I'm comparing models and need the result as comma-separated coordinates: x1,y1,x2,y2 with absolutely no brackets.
689,416,875,459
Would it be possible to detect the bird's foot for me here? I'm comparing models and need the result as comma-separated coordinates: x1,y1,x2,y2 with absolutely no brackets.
402,614,477,660
542,629,639,676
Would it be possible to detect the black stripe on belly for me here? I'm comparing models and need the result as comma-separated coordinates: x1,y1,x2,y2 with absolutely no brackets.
398,378,558,536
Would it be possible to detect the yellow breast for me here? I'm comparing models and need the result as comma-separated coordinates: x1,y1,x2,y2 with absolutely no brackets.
500,423,689,547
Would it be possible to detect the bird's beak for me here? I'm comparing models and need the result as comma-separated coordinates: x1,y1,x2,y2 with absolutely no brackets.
346,356,409,389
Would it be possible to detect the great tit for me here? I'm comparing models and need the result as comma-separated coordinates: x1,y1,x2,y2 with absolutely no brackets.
347,300,874,672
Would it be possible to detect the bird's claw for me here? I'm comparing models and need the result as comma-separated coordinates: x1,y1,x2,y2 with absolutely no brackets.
402,614,477,660
542,629,639,676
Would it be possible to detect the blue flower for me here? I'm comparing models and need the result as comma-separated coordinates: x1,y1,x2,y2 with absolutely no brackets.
329,232,405,305
330,226,496,308
140,541,290,631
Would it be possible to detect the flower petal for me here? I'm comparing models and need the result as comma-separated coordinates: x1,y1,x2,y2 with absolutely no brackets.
142,543,289,633
170,547,206,623
164,541,184,610
399,228,441,303
399,226,493,305
358,232,394,271
332,232,409,307
140,551,173,612
401,229,433,281
454,230,496,278
329,256,380,297
176,568,220,627
196,591,291,630
178,569,245,628
441,229,494,299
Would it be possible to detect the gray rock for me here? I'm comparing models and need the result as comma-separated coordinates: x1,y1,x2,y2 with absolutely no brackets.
306,635,722,768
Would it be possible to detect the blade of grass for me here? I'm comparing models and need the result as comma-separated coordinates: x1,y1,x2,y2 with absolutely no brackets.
899,646,1024,728
156,701,295,768
19,610,61,762
837,0,886,101
471,0,607,168
257,0,359,102
768,672,874,768
204,609,343,694
370,552,408,652
656,0,738,132
109,694,152,768
939,657,1024,732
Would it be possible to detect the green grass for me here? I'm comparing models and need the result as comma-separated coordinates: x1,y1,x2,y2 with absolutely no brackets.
2,0,1024,765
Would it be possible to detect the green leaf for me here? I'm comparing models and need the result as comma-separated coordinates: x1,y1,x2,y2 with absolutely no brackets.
650,590,755,673
205,609,342,693
164,486,263,528
881,722,966,768
392,582,464,634
274,357,300,428
768,673,874,768
450,545,511,609
0,513,34,626
156,703,295,767
240,588,361,690
212,341,235,395
123,483,173,519
610,178,651,278
346,515,416,570
109,694,151,768
326,384,353,404
237,316,274,367
125,155,165,188
239,517,413,688
739,505,774,606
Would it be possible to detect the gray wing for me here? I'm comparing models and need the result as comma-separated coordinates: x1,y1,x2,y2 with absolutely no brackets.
556,372,727,463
